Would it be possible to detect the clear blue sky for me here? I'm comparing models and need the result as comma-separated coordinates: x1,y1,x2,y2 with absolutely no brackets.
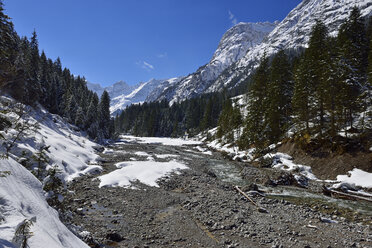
4,0,301,87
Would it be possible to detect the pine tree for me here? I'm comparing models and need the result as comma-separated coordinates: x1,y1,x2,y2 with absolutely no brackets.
200,99,212,131
98,90,111,139
75,106,85,128
13,219,34,248
26,30,41,104
337,7,368,129
292,55,312,133
0,2,29,104
306,20,329,135
0,1,17,91
323,37,344,136
240,54,270,149
32,145,50,179
266,50,293,142
217,98,242,142
64,94,77,122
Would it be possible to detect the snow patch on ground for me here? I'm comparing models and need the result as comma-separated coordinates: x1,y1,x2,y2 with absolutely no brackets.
334,168,372,189
98,160,188,188
0,158,88,248
119,135,202,146
155,154,179,159
102,148,114,154
265,153,317,180
134,151,151,157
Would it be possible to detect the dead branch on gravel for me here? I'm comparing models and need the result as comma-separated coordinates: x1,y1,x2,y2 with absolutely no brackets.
235,186,268,213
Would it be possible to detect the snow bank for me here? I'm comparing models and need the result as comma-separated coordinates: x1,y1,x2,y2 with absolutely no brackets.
0,158,88,248
335,168,372,189
98,160,188,188
155,154,179,159
119,135,202,146
134,151,151,157
266,152,317,180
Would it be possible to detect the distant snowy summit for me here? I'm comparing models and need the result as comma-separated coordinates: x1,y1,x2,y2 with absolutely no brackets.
87,80,134,100
87,78,182,115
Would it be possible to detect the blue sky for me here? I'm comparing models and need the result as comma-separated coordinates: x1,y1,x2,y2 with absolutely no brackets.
4,0,301,87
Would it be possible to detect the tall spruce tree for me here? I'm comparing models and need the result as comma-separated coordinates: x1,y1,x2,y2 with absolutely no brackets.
337,7,368,129
292,54,312,133
98,90,111,139
306,20,329,135
27,30,41,104
240,54,270,149
0,1,17,91
266,50,293,143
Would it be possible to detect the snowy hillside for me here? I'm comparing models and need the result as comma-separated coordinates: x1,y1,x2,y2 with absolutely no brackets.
0,99,101,182
153,22,277,104
0,96,103,247
0,158,89,248
213,0,372,89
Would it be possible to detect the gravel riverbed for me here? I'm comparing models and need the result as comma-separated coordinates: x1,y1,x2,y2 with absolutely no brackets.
61,141,372,248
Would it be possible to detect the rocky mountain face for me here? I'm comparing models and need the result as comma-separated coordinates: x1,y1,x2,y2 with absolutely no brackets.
212,0,372,91
153,22,277,104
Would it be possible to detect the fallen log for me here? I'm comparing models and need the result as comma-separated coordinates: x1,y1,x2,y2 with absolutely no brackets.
235,186,268,213
322,186,372,203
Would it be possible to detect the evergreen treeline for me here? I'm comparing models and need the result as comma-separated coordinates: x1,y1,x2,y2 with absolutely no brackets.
239,7,372,150
0,2,113,142
114,92,240,137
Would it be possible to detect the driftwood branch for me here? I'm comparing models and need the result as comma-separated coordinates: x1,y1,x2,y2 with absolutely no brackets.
235,186,268,213
235,186,258,207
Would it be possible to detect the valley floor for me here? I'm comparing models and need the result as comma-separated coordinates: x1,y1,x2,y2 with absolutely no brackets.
62,137,372,248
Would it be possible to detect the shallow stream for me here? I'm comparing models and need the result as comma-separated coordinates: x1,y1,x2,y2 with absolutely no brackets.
206,156,372,222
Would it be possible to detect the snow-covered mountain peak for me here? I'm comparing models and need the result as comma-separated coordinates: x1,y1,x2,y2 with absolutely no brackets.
106,80,132,98
152,21,277,103
211,21,277,69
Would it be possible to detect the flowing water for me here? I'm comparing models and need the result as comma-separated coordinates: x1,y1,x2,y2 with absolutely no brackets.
206,157,372,219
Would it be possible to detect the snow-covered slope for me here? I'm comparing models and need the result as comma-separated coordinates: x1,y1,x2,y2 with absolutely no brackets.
0,97,101,182
0,158,89,248
152,22,277,104
213,0,372,90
